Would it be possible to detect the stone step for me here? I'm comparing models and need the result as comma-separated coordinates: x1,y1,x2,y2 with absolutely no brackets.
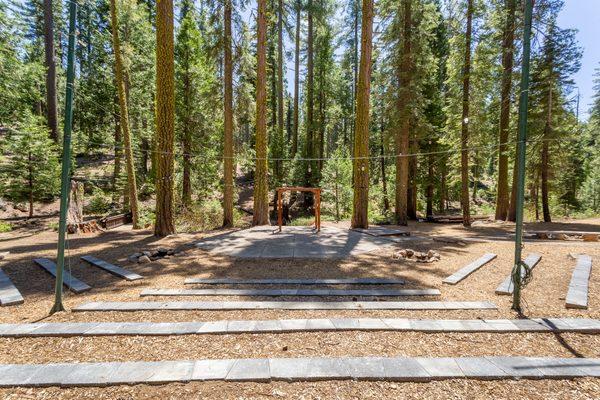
495,253,542,295
443,253,497,285
81,255,143,281
73,300,497,312
0,269,24,306
0,318,598,338
566,255,593,309
1,356,598,387
33,258,91,294
184,278,406,285
139,288,441,297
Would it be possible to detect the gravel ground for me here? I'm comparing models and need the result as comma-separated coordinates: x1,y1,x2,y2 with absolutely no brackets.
2,379,600,400
0,219,599,398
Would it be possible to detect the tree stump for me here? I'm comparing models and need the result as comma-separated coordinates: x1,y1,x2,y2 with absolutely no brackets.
67,180,84,233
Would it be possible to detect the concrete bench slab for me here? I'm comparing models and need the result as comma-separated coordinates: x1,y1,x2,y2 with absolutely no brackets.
495,253,542,295
33,258,91,294
2,357,599,387
184,278,405,285
566,255,593,309
73,300,497,312
443,253,497,285
2,318,598,337
140,288,440,297
81,255,143,281
351,227,411,237
0,269,24,306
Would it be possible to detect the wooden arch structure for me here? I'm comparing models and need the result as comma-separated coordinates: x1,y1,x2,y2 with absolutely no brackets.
276,187,321,232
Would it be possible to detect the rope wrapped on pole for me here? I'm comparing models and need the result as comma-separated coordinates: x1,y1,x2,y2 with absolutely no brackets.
511,0,534,312
50,0,77,314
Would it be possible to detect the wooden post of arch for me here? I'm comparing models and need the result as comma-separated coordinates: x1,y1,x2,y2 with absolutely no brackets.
277,187,321,232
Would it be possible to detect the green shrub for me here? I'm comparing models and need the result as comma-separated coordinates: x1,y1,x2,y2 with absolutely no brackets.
85,190,113,215
0,221,12,232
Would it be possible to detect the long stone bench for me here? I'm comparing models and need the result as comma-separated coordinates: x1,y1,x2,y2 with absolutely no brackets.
33,258,91,294
566,255,593,309
139,288,441,297
0,356,598,387
184,278,406,285
0,318,597,337
73,300,497,312
443,253,497,285
81,255,143,281
495,253,542,295
0,269,24,306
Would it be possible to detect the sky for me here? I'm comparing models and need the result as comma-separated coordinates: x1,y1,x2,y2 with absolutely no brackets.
557,0,600,120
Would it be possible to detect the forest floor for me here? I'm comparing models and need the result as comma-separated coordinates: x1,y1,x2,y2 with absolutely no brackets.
0,217,599,398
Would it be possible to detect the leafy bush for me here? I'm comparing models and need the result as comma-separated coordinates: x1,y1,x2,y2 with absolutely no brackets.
85,190,113,215
175,199,224,232
0,221,12,232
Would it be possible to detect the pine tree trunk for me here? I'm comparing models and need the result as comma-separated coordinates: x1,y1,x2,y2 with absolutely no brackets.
181,6,192,208
305,0,315,188
439,160,447,214
472,151,478,202
460,0,473,227
43,0,59,142
110,0,141,229
495,0,516,220
507,156,518,221
380,120,390,212
28,152,34,218
541,89,553,223
223,0,234,227
351,0,373,229
318,66,325,174
352,0,359,147
426,151,434,217
292,1,301,158
253,0,270,226
394,0,411,226
154,0,176,236
407,137,418,220
541,141,551,222
276,0,284,183
112,96,122,202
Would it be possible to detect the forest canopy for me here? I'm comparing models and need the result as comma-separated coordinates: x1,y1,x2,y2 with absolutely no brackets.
0,0,598,234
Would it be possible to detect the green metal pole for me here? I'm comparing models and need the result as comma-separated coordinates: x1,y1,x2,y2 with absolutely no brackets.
50,0,77,314
512,0,534,312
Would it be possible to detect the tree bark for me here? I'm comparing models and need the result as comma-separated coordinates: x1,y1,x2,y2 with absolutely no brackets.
110,0,141,229
394,0,412,226
253,0,270,226
352,0,359,147
351,0,373,229
154,0,176,236
495,0,516,220
223,0,234,227
380,118,390,212
439,159,447,214
541,89,553,222
305,0,315,188
426,151,434,217
276,0,285,182
67,180,84,225
407,137,418,220
507,154,518,221
112,95,122,201
292,1,301,158
43,0,59,142
460,0,473,227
